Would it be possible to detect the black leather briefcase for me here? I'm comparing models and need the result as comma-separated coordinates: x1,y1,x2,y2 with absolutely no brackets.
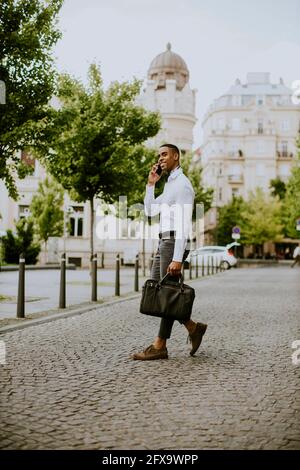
140,273,195,322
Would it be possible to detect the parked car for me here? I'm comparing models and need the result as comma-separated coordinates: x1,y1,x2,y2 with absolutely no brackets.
184,242,240,270
122,248,139,266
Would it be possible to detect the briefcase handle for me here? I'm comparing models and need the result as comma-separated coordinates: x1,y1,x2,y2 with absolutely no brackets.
158,272,184,292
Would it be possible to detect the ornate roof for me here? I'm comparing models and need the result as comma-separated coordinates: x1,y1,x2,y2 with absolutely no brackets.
148,43,189,91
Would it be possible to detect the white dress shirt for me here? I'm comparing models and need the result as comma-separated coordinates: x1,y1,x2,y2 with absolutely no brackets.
144,166,195,262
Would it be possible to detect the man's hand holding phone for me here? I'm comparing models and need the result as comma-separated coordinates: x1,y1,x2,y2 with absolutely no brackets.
148,163,162,186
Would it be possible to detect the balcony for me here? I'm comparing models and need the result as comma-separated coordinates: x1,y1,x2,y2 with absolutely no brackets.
227,150,244,159
277,151,293,159
228,174,244,183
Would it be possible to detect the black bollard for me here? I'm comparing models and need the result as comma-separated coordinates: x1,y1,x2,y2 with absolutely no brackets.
196,255,199,278
17,253,25,318
134,253,139,292
207,256,210,276
101,252,104,269
91,254,97,301
115,253,120,296
59,252,66,308
212,256,215,274
189,255,192,280
202,257,204,277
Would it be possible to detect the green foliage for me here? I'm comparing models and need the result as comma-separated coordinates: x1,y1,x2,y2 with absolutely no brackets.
269,177,287,200
240,188,283,246
281,146,300,238
215,196,247,246
34,64,161,258
30,177,64,244
1,218,40,264
0,0,63,199
35,64,161,204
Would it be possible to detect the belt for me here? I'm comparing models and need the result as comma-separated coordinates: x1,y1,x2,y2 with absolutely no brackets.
159,231,191,244
159,231,176,239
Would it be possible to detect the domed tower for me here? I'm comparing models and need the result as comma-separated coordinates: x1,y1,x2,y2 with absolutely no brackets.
148,42,189,91
137,43,197,153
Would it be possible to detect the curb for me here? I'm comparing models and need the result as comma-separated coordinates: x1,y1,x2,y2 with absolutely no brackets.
0,293,141,335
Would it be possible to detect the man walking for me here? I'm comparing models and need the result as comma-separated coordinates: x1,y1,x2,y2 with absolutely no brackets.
132,144,207,361
291,244,300,268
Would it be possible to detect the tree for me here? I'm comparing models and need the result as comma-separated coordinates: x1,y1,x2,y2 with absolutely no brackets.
0,0,63,199
35,64,161,263
240,188,283,255
180,152,214,217
269,177,286,200
30,177,64,259
281,145,300,239
1,218,40,264
215,196,247,246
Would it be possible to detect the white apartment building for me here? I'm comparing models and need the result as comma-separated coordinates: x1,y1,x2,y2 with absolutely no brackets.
0,44,197,267
201,72,300,236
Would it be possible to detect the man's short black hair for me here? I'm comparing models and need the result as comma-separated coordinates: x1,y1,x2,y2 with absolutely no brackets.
159,143,180,158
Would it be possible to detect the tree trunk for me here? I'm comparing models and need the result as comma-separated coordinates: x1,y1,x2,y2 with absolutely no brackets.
45,240,48,264
90,198,94,274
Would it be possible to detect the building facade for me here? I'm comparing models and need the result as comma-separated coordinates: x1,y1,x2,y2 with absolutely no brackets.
200,73,300,238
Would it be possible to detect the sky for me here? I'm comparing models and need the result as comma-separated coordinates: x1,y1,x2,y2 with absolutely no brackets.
53,0,300,147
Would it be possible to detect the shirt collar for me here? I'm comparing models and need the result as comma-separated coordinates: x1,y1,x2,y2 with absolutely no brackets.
167,166,182,182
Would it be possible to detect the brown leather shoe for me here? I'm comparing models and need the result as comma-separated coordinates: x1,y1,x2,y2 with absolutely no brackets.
132,344,168,361
188,322,207,356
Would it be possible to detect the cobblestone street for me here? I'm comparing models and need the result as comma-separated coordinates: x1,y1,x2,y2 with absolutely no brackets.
0,266,299,450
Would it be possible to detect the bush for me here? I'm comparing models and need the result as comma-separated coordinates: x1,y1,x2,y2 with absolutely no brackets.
2,218,40,264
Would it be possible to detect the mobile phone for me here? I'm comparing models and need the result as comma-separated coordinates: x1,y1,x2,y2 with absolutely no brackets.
156,164,162,176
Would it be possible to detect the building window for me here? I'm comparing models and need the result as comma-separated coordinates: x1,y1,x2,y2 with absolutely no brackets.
232,95,241,106
258,119,264,134
256,95,265,106
257,141,265,154
229,164,241,176
218,188,222,201
69,206,84,237
232,118,240,131
232,188,239,197
281,141,288,157
281,120,290,131
217,118,225,130
256,163,265,177
279,165,289,177
18,205,30,220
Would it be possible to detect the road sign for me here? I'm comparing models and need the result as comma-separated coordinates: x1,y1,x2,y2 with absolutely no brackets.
232,226,241,239
296,219,300,231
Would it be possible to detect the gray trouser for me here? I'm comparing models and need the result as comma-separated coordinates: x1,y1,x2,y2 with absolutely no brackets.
291,255,300,267
151,238,190,339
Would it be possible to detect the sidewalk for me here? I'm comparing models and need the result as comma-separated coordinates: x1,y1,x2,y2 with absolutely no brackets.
0,267,149,324
0,267,299,450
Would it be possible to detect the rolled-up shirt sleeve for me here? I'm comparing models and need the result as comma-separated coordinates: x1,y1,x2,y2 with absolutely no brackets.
172,185,194,262
144,184,163,217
